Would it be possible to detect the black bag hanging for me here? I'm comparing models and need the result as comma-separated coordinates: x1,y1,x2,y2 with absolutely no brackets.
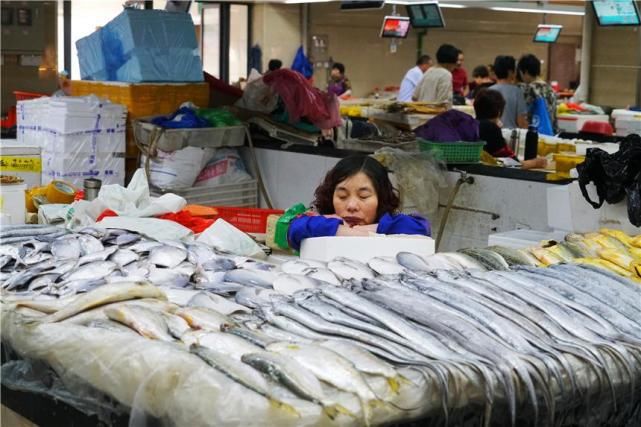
576,134,641,226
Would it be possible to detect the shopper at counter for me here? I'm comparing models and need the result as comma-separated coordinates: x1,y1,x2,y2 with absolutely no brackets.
287,156,429,251
474,89,546,170
412,44,459,107
467,65,495,100
489,55,528,129
398,55,432,102
452,49,469,101
517,54,557,133
328,62,352,98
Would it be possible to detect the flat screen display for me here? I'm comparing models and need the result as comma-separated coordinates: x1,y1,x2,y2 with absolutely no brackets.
533,25,562,43
340,1,385,11
407,2,445,28
165,1,191,13
380,16,410,38
592,0,640,26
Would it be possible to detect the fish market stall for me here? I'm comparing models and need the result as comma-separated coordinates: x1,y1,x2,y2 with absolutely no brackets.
1,224,641,426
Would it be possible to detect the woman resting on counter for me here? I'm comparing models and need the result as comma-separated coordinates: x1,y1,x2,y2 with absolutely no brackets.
287,155,430,251
474,88,547,170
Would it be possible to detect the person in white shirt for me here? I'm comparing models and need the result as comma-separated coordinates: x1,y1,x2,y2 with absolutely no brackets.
412,44,459,108
397,55,432,102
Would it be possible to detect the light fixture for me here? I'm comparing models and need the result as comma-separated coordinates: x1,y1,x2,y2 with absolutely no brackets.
490,6,584,16
387,0,466,7
284,0,332,3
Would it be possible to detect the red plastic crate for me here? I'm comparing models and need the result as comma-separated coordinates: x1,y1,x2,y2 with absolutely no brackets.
211,206,284,234
14,91,48,101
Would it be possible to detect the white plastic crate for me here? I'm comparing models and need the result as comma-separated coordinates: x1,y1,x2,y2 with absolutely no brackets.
151,180,258,207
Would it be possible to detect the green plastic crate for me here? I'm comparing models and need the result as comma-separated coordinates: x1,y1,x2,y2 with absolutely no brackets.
418,139,486,164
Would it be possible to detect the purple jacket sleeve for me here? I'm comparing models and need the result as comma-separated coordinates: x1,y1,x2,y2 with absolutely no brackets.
287,216,343,251
376,213,431,236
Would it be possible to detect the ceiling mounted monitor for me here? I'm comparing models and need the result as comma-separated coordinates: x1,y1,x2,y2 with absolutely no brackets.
407,2,445,28
592,0,640,26
165,1,192,13
380,15,411,38
340,1,385,11
533,24,562,43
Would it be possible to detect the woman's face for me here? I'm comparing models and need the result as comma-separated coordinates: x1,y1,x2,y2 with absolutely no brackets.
332,172,379,226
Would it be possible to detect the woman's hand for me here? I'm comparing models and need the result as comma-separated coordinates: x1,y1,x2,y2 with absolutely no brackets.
521,157,547,170
336,224,378,236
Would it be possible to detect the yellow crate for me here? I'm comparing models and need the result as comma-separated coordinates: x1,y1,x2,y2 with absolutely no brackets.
554,153,585,174
70,81,209,118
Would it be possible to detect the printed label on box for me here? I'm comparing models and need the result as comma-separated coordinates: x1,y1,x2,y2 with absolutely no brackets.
0,156,42,172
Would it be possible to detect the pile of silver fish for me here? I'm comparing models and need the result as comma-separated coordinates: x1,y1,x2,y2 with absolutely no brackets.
1,224,641,427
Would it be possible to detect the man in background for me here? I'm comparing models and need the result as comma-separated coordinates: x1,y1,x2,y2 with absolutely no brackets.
489,55,528,129
413,44,458,107
397,55,432,102
267,59,282,73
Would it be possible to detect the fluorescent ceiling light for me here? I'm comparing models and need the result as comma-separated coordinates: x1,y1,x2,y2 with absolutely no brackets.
284,0,331,3
490,6,584,16
387,0,466,7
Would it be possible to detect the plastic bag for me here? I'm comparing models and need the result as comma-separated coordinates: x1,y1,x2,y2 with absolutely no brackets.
530,96,554,136
291,46,313,79
194,148,253,187
577,134,641,226
196,108,242,127
151,107,209,129
197,219,266,259
372,148,447,217
143,146,216,190
65,169,186,228
234,76,279,113
263,69,342,130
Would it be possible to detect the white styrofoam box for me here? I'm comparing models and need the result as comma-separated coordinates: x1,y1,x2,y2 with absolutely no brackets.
16,96,127,188
557,114,610,133
0,144,42,188
0,183,27,224
488,229,567,249
300,235,435,263
615,118,641,137
611,109,641,121
547,182,639,235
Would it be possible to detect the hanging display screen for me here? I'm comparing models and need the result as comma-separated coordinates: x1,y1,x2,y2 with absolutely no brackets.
533,24,562,43
380,16,411,38
592,0,640,26
407,2,445,28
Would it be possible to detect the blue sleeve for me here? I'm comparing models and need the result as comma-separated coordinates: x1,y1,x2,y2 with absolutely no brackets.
287,216,343,251
376,213,431,237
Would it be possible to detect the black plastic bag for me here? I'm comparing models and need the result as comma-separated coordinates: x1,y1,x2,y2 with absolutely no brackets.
576,134,641,226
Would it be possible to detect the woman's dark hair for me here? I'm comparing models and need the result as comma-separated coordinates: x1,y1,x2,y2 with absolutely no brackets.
312,155,400,219
332,62,345,74
517,54,541,78
436,44,459,65
493,55,516,79
474,89,505,120
472,65,489,79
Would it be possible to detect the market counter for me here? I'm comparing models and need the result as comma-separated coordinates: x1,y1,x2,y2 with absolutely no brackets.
250,136,572,252
250,135,571,185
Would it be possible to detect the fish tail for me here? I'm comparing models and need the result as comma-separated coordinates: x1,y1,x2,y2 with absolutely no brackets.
387,376,401,394
499,367,517,427
268,398,300,418
323,403,354,420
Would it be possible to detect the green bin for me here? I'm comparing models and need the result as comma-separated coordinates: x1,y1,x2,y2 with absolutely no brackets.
418,139,486,164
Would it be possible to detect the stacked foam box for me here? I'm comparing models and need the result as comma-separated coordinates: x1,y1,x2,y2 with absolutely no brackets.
16,96,127,187
611,109,641,137
76,9,202,83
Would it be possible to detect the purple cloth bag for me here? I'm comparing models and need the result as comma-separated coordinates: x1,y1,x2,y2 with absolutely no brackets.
414,109,480,142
